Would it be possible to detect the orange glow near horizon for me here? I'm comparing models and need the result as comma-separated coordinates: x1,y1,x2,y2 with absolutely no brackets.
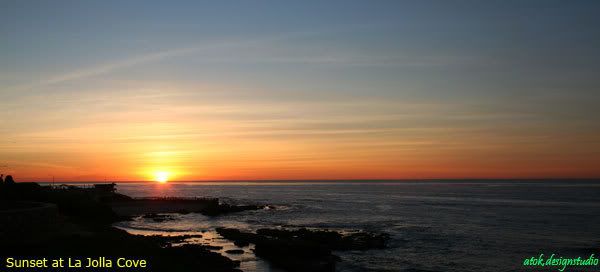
2,74,600,183
3,116,600,182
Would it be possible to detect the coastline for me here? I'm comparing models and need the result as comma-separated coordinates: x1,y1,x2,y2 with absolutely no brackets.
0,182,388,272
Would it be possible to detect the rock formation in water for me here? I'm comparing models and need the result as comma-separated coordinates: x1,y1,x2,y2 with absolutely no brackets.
216,227,389,272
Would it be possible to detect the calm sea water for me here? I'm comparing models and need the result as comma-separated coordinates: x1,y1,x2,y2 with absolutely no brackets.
113,180,600,272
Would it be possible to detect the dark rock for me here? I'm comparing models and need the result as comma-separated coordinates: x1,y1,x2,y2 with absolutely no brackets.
342,231,389,250
256,228,389,250
225,249,245,254
99,192,132,202
216,227,389,272
204,245,224,250
200,203,264,216
0,182,241,272
164,244,242,272
253,236,335,272
216,227,258,247
234,240,250,247
2,228,241,272
142,213,176,222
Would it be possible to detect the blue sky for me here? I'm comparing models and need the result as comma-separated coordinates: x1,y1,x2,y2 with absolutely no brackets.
1,1,599,180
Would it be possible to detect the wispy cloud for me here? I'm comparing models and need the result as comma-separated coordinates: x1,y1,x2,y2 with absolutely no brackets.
7,28,343,91
9,43,234,92
8,24,457,92
42,47,201,85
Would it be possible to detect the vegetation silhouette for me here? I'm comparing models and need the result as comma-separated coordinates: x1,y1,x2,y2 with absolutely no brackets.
4,175,14,185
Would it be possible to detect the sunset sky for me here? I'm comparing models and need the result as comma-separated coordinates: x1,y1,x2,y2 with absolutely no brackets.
1,1,599,181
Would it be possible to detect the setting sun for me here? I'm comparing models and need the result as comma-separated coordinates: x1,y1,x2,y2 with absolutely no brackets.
154,171,170,183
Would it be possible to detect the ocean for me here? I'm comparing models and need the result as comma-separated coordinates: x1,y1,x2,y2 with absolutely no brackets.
112,180,600,272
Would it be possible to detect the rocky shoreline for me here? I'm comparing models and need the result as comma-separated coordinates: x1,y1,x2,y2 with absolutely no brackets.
216,227,389,272
1,182,389,272
109,196,269,217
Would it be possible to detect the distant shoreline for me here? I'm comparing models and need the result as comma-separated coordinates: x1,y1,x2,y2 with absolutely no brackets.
34,178,600,184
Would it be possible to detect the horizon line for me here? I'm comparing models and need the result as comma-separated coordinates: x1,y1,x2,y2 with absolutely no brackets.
27,177,600,184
